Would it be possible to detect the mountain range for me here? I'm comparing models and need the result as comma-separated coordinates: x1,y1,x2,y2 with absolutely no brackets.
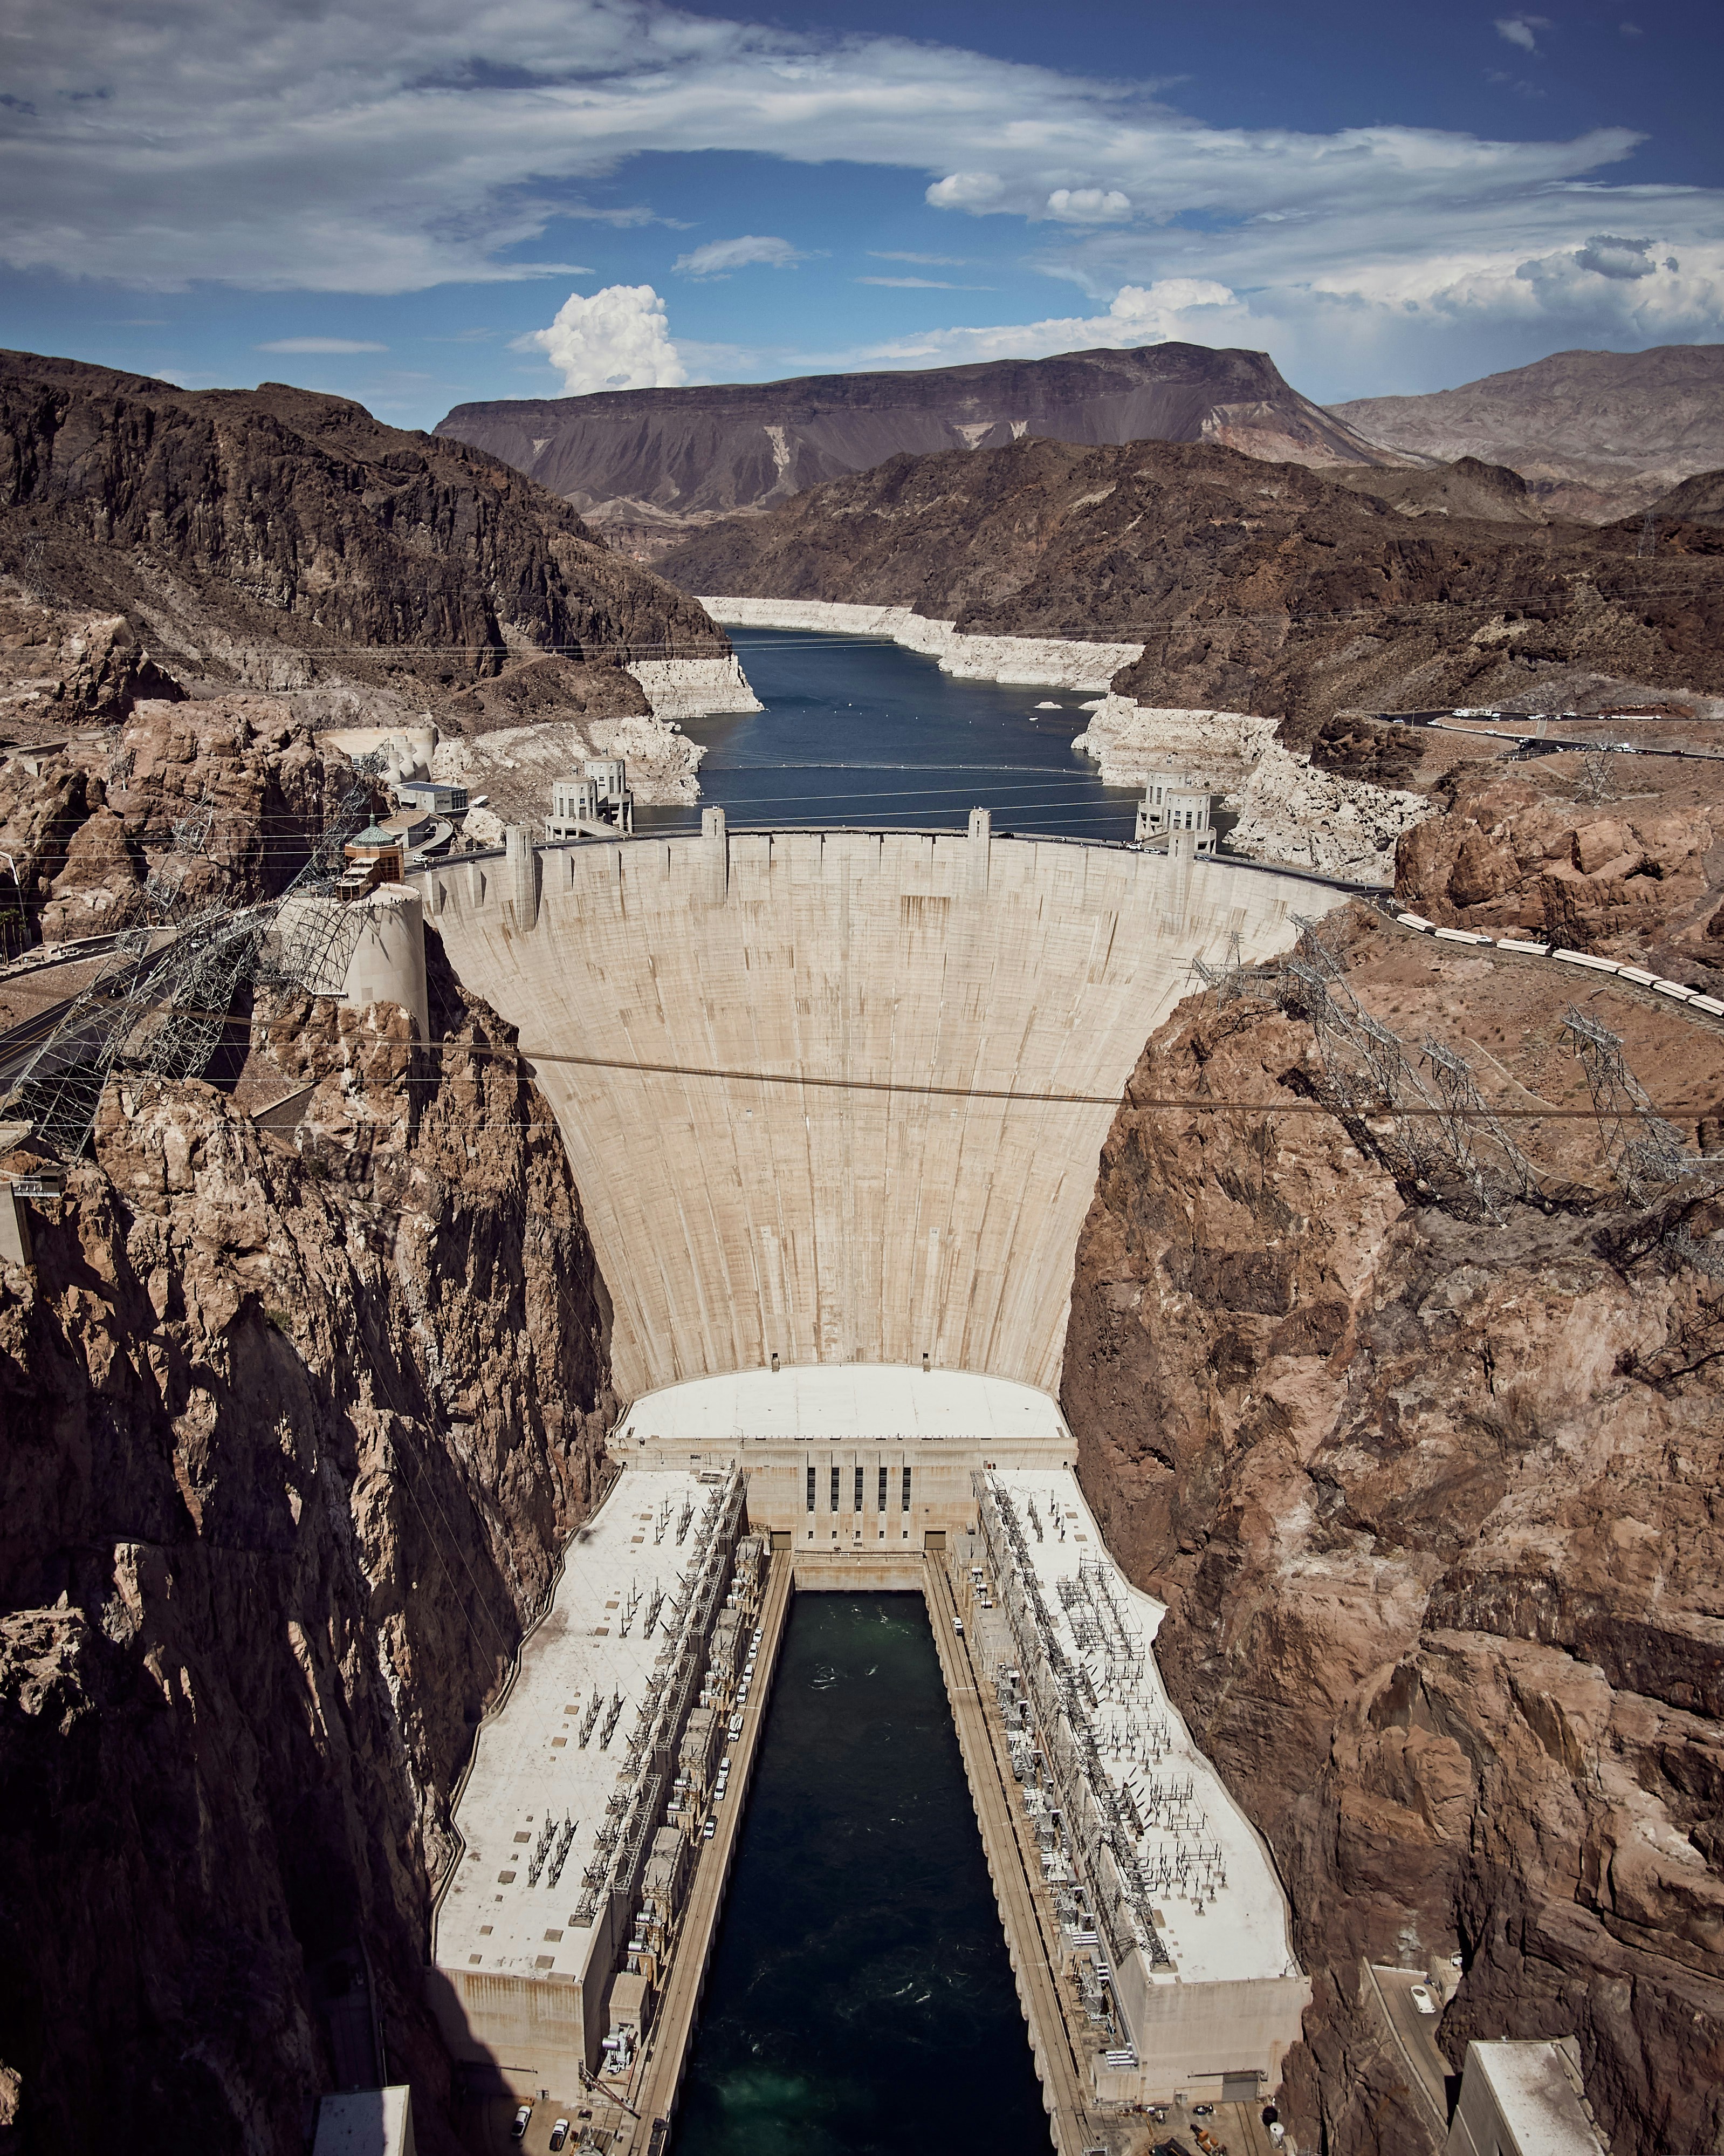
1331,343,1724,521
437,340,1724,547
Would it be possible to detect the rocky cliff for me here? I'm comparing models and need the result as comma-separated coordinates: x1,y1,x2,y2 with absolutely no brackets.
0,928,617,2152
1061,903,1724,2156
0,695,362,948
1332,344,1724,522
658,436,1724,740
0,351,732,742
435,343,1397,556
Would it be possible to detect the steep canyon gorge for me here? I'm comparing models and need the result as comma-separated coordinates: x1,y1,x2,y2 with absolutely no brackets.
1062,906,1724,2156
4,350,1724,2156
2,945,617,2153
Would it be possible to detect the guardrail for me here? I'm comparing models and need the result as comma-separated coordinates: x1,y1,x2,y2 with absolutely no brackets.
412,826,1376,894
1377,898,1724,1020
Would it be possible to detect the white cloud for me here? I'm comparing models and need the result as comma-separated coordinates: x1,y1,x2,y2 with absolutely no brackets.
856,275,965,288
255,336,388,352
869,250,969,265
522,284,686,393
1045,188,1131,222
0,0,1720,394
853,279,1243,369
672,234,809,277
1494,14,1549,52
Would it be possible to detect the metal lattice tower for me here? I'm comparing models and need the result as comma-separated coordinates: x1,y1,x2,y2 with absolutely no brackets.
3,754,387,1158
1272,917,1548,1219
1560,1005,1693,1199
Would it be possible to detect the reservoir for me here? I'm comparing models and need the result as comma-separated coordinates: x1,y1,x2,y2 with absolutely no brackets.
671,1592,1050,2156
634,628,1141,841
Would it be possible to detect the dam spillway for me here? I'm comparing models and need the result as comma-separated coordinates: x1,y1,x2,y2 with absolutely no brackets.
411,818,1343,1399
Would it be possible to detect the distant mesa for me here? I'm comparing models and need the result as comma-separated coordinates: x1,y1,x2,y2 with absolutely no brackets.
432,343,1403,559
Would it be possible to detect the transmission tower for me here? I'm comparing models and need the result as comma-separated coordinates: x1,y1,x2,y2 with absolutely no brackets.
1560,1006,1692,1200
1272,916,1548,1219
3,754,386,1158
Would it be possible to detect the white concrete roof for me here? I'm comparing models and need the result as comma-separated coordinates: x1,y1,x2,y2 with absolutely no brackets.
622,1363,1072,1448
1468,2042,1609,2156
991,1466,1299,1987
436,1470,716,1980
312,2087,413,2156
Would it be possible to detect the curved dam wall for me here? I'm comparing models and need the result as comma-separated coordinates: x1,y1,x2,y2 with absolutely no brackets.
412,823,1343,1400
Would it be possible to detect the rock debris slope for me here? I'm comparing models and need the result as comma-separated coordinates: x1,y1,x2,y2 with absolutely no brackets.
0,350,732,742
1060,902,1724,2156
0,941,616,2152
435,343,1397,556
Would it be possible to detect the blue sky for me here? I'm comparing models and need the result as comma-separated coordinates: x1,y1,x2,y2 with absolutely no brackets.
2,0,1720,428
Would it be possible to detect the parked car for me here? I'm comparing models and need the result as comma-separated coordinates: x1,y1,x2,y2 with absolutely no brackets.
703,1817,716,1839
549,2121,571,2152
1410,1982,1438,2014
511,2104,532,2140
953,1617,964,1635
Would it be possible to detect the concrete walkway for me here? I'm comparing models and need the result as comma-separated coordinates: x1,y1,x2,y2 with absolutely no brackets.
924,1556,1097,2156
619,1548,795,2150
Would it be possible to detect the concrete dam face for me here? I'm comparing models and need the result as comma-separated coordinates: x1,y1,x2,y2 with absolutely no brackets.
413,819,1340,1400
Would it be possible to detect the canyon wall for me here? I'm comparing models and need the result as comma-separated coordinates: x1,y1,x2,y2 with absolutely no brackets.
1060,904,1724,2156
0,351,739,744
658,436,1724,738
0,950,616,2154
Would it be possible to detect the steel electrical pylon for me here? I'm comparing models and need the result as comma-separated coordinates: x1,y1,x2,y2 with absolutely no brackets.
3,754,387,1158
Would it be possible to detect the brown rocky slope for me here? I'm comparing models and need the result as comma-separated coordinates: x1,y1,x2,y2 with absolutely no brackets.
656,436,1724,740
435,342,1397,557
1332,344,1724,522
0,350,732,739
1060,904,1724,2156
0,940,617,2152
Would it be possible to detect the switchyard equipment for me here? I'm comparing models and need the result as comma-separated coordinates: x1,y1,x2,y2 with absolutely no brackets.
429,1468,748,2097
976,1467,1309,2109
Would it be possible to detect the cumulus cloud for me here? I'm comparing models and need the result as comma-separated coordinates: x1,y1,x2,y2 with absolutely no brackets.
1494,14,1549,52
255,336,387,352
1045,188,1131,222
0,0,1721,392
854,279,1242,369
672,234,809,277
523,285,686,393
1571,232,1658,278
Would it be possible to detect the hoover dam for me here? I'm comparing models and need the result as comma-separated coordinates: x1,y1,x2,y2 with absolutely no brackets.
383,809,1344,2148
413,814,1341,1399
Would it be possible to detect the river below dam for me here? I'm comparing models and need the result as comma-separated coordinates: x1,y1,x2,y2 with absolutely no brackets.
634,627,1141,841
671,1592,1050,2156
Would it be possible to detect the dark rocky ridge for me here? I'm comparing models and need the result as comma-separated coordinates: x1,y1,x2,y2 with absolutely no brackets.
1331,344,1724,522
1060,904,1724,2156
1,929,617,2153
0,351,731,736
434,343,1398,556
655,435,1724,740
